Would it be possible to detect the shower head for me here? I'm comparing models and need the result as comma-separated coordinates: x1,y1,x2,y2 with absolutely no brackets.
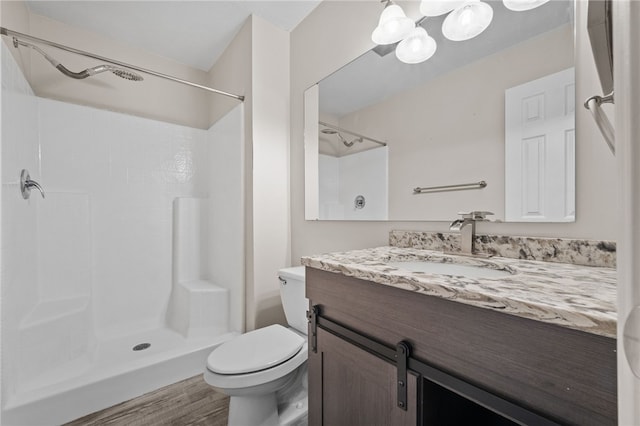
321,128,338,135
320,127,363,148
86,64,144,81
15,38,143,82
110,68,144,81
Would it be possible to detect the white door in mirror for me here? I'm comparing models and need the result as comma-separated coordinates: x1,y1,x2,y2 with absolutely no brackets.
505,67,575,222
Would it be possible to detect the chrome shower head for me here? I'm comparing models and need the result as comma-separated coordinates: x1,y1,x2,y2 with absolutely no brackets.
111,68,144,81
86,64,143,81
320,127,363,148
321,128,339,135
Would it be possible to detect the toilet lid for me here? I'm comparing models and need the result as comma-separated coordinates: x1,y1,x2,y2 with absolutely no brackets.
207,324,305,374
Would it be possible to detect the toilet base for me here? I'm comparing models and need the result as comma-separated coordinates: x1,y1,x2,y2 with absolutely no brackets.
228,393,279,426
276,364,308,425
220,364,308,426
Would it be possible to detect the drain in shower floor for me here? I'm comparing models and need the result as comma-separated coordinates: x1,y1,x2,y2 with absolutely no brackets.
132,343,151,351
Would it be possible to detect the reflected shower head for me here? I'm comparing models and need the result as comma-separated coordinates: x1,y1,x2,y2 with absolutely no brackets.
320,127,363,148
15,38,143,82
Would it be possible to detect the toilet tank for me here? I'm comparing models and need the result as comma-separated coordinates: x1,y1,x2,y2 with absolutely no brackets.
278,266,308,335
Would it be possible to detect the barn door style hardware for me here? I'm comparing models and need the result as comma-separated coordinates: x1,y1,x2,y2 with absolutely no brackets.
308,305,412,410
395,341,410,410
307,305,319,353
307,304,561,425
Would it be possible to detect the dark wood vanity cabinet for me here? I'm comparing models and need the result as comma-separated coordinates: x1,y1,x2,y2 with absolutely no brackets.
306,267,617,426
309,326,419,425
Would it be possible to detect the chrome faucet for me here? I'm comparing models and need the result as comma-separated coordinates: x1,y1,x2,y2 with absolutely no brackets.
449,211,494,254
20,169,45,200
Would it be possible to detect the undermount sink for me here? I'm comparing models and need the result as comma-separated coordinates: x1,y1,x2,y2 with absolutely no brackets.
387,260,514,279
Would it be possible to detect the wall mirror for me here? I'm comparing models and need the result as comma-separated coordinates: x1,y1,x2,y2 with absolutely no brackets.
304,0,575,222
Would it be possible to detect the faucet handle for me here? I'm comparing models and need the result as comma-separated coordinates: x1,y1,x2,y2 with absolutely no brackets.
20,169,45,200
457,211,494,221
471,211,494,220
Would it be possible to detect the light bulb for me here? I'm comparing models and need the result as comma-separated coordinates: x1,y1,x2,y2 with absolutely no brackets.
503,0,550,12
442,0,493,41
384,20,400,34
396,26,437,64
372,3,415,45
459,7,473,27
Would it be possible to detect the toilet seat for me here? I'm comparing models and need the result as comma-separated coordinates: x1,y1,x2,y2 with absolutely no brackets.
204,326,308,391
207,324,304,374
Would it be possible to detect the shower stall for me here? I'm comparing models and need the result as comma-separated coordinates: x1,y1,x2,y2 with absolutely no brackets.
1,32,245,425
317,122,389,220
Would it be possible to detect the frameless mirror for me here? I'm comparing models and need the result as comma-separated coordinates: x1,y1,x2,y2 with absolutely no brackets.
304,0,575,222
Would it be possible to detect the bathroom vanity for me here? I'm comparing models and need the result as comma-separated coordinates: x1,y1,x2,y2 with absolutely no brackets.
302,245,617,426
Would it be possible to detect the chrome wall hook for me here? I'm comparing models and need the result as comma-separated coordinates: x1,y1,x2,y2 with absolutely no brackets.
20,169,45,199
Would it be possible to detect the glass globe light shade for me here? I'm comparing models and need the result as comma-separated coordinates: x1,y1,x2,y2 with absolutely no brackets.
371,4,415,45
396,27,437,64
419,0,465,17
442,0,493,41
503,0,550,11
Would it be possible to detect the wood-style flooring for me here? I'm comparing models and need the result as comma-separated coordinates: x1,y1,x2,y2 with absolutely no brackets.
64,375,229,426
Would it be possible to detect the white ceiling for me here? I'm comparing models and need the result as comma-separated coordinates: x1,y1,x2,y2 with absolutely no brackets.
26,1,322,71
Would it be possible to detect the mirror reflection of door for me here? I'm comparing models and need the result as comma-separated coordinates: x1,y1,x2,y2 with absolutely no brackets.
505,68,576,222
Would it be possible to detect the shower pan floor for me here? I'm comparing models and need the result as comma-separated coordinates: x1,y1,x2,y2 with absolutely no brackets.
3,327,237,426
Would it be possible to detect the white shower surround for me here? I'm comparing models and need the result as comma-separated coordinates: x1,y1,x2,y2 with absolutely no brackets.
318,146,389,220
1,43,244,425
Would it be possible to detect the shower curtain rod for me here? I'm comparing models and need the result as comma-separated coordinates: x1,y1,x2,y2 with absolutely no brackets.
0,27,244,102
319,121,387,147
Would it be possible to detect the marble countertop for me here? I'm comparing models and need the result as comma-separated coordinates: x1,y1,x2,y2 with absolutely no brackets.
301,246,617,338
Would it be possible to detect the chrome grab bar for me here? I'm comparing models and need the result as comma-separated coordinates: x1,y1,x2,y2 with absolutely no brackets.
413,180,486,195
584,91,615,154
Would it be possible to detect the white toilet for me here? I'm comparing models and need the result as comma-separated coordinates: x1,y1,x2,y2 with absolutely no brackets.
204,266,308,426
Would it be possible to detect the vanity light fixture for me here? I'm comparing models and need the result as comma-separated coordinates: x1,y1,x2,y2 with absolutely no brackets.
396,26,437,64
442,0,494,41
377,0,549,65
371,0,414,45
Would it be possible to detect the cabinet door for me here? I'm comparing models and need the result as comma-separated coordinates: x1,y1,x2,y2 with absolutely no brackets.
308,327,419,426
